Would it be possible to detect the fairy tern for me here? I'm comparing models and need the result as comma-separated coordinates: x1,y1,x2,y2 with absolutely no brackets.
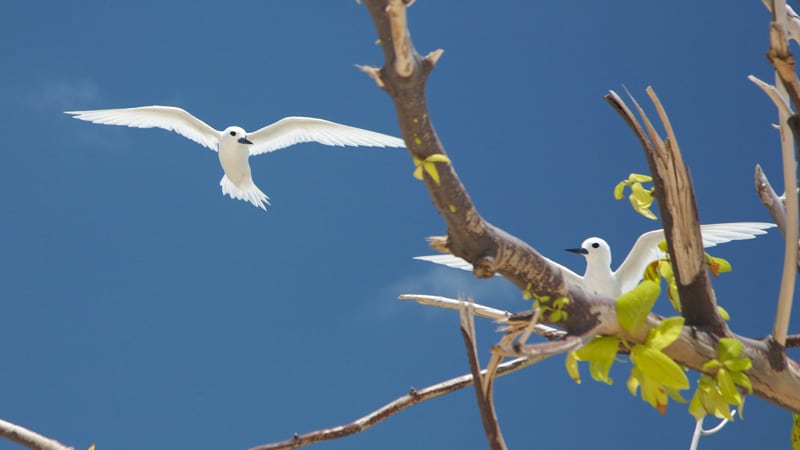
65,106,406,210
414,222,776,298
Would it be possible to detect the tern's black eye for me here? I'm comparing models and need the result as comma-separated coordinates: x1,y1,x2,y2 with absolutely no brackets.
591,242,600,249
229,131,237,136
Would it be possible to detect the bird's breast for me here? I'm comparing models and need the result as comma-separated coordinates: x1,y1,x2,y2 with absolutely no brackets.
218,144,252,185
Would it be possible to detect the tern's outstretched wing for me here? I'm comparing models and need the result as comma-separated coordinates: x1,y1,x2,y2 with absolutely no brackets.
65,106,221,151
614,222,776,294
247,117,405,156
413,254,585,289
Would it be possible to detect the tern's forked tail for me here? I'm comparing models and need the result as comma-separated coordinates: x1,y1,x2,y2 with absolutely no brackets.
220,175,270,211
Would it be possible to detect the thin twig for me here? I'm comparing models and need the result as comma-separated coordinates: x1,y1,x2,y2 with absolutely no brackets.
0,419,72,450
754,165,800,272
459,301,507,450
397,294,566,339
761,7,800,349
773,112,799,348
250,354,543,450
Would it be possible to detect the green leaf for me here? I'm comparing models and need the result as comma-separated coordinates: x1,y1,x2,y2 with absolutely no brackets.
689,388,707,421
702,359,722,372
791,413,800,450
729,371,753,394
647,316,685,351
565,352,581,384
425,154,451,164
718,338,744,361
629,173,653,183
423,161,441,185
616,280,660,332
627,367,640,397
574,336,619,385
717,368,742,407
412,157,424,180
706,255,732,277
631,345,689,390
725,358,752,372
614,181,626,200
643,261,660,282
717,305,730,321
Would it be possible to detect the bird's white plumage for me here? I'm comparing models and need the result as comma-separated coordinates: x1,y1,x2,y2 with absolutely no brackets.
248,116,406,156
65,106,220,150
65,106,406,211
415,222,776,298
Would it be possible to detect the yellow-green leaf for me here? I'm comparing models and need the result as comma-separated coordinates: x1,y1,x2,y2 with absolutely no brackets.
647,316,685,351
629,173,653,183
689,388,707,421
631,345,689,390
412,157,424,180
702,359,722,372
791,413,800,450
726,357,752,372
729,370,753,393
717,368,742,407
705,253,732,277
718,338,744,361
717,305,730,321
614,181,626,200
616,280,660,333
566,352,581,384
425,154,451,164
423,161,441,184
627,367,641,397
574,336,619,385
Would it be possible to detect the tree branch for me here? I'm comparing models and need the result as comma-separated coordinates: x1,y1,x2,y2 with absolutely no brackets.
605,89,724,330
757,3,800,351
397,294,566,339
460,302,507,450
363,0,800,420
250,353,547,450
0,419,72,450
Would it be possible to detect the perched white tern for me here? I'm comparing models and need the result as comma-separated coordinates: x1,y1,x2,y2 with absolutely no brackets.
414,222,776,298
66,106,405,210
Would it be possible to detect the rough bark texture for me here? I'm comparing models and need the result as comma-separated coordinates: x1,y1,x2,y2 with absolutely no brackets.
363,0,800,414
605,90,725,331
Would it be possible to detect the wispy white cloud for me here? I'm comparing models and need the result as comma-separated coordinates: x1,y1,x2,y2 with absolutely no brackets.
374,265,521,321
2,79,102,111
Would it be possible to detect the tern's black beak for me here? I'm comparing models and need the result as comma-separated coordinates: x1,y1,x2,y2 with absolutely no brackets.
238,137,253,145
566,247,588,255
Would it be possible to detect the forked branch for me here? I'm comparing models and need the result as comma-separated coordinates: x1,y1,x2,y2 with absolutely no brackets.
604,89,724,331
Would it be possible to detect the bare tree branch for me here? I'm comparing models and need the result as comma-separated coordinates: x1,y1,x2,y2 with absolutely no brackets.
250,353,547,450
460,302,507,450
604,89,724,330
772,112,800,349
397,294,566,339
758,2,800,352
0,419,72,450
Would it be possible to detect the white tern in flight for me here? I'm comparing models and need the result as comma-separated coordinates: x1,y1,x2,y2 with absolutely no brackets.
414,222,776,298
65,106,406,210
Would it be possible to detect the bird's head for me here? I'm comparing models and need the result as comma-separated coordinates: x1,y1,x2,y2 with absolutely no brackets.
566,237,612,267
221,126,253,146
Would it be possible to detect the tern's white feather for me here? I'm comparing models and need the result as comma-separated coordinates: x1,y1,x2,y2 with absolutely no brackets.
66,106,406,210
414,222,776,298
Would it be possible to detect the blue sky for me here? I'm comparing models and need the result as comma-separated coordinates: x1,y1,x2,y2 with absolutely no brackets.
1,1,797,449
